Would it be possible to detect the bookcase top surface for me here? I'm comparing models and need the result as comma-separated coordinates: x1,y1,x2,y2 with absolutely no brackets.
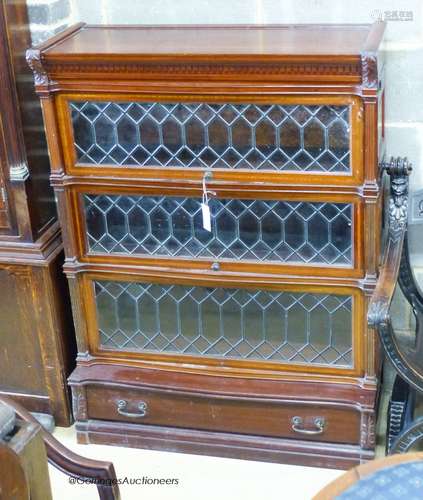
41,23,385,60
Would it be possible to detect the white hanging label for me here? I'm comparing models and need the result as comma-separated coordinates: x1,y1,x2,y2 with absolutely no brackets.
201,202,212,232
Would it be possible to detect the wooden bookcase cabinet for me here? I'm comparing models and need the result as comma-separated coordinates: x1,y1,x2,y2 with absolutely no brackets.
29,22,386,468
0,0,75,426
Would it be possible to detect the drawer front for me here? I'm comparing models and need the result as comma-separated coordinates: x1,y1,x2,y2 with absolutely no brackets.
83,193,354,267
87,277,359,372
85,385,361,444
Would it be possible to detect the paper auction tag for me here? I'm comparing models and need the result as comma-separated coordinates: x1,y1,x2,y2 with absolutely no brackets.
201,202,212,231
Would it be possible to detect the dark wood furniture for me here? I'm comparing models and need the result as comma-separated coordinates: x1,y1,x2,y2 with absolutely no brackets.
368,158,423,455
0,400,53,500
29,22,388,468
0,396,120,499
0,0,75,426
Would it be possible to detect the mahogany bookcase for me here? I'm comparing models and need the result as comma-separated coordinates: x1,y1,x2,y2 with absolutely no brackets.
28,22,387,468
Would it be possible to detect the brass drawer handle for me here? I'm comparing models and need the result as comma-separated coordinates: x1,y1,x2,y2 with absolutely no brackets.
291,416,325,435
117,399,148,418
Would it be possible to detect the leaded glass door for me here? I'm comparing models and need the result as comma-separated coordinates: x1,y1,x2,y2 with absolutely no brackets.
80,272,362,375
58,94,364,186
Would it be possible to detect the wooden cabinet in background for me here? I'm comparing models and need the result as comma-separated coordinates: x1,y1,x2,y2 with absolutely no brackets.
0,0,75,426
30,22,386,465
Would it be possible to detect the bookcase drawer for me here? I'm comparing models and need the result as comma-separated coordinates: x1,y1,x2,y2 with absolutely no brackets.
85,384,361,445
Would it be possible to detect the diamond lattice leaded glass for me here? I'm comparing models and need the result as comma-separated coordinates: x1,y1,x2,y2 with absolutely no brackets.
71,101,350,172
94,280,353,367
84,194,353,265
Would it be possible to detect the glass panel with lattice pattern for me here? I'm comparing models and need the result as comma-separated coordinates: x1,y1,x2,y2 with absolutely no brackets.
94,280,353,367
84,194,353,266
71,101,350,172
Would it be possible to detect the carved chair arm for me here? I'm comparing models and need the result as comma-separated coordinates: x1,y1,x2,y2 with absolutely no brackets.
368,157,411,328
0,396,121,500
367,158,423,393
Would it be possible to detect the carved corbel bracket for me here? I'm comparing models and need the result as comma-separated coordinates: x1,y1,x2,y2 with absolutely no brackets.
26,48,49,87
360,410,376,449
381,157,412,241
361,52,378,89
71,385,88,421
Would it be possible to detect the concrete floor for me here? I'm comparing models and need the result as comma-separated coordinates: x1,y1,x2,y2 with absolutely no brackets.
49,426,344,499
